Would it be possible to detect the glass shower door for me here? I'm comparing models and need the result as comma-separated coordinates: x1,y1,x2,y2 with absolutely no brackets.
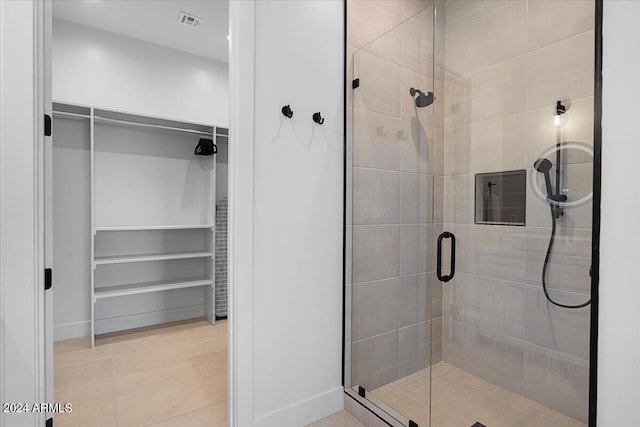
346,3,438,425
346,1,595,426
430,0,595,426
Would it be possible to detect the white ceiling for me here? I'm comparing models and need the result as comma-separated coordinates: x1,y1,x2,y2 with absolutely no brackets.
53,0,229,63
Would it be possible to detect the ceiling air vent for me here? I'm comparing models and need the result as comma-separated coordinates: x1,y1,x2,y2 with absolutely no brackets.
177,12,202,28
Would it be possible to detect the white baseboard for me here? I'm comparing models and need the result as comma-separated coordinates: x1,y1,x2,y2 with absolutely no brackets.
96,305,205,334
254,386,344,427
53,305,205,341
53,320,91,341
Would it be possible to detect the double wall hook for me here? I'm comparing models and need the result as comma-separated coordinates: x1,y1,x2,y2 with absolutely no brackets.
313,112,325,125
282,105,294,119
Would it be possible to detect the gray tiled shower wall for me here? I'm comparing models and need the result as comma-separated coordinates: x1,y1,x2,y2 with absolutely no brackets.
347,0,594,423
346,0,445,392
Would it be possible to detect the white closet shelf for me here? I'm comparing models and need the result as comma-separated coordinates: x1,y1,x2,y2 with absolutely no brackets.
94,251,213,265
94,278,213,300
95,225,213,232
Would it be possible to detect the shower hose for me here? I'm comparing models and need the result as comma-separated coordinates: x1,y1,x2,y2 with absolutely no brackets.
542,205,591,309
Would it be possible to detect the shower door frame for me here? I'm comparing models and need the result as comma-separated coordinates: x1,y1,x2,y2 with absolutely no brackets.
341,1,604,426
588,0,603,425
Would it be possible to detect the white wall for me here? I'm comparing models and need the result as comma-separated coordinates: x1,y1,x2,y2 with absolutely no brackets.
598,1,640,424
230,1,345,425
53,18,228,126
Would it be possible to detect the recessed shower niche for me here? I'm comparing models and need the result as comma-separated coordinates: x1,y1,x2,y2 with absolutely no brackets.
474,170,526,226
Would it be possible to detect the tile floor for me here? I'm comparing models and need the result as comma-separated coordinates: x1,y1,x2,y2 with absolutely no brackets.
368,361,586,427
53,318,227,427
307,411,365,427
55,321,584,427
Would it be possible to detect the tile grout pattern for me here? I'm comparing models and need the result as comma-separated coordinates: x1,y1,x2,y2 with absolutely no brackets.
346,0,594,422
54,318,227,427
440,0,593,422
347,0,445,394
370,361,586,427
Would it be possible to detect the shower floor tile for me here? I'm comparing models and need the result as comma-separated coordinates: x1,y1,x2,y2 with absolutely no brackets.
369,362,585,427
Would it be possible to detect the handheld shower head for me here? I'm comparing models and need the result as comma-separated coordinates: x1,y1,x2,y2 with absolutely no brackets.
533,158,552,174
534,158,554,199
534,157,567,214
410,88,434,108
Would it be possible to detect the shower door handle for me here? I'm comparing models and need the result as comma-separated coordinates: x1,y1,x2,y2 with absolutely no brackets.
437,231,455,283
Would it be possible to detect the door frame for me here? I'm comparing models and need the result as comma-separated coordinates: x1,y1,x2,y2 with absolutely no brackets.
0,1,49,426
228,0,257,425
588,0,604,424
0,1,254,425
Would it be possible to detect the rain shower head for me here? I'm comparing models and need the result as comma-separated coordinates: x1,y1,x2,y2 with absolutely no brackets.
410,87,434,108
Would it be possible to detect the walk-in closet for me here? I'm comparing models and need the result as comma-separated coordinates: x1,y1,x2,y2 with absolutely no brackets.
53,104,228,342
50,1,230,425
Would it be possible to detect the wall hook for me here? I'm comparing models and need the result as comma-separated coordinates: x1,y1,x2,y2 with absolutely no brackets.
376,126,387,137
313,112,325,125
282,105,294,118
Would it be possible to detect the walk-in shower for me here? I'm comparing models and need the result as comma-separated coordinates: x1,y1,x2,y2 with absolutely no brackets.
345,1,597,426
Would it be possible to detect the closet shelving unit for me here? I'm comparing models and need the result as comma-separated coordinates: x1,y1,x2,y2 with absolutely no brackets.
53,102,222,346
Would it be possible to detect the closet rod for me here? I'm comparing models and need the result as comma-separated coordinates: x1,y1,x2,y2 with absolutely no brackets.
94,115,213,136
52,110,91,119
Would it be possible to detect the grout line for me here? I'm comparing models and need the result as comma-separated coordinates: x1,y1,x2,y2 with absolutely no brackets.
442,315,589,364
528,27,596,57
54,354,113,371
444,0,517,37
440,95,595,133
444,26,595,87
141,402,226,427
353,44,439,86
451,270,592,297
353,165,435,176
352,272,436,287
351,329,398,345
352,105,448,124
